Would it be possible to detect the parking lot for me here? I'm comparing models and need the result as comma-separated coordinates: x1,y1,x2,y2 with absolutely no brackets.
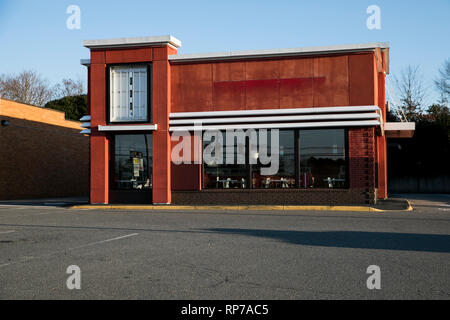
0,195,449,299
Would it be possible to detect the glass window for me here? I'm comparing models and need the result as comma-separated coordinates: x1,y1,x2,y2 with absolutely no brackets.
251,130,295,189
203,131,248,189
110,65,148,122
113,134,152,190
299,129,346,189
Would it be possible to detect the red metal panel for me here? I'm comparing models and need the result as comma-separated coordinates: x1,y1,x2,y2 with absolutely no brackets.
153,46,169,61
244,60,279,109
245,78,279,110
153,60,170,129
152,130,171,203
348,53,376,106
213,80,246,111
313,56,349,107
279,58,314,108
213,62,245,82
91,50,105,64
90,134,109,204
377,71,387,199
170,135,201,190
152,59,172,203
245,60,279,80
170,64,213,112
90,64,106,127
105,47,152,64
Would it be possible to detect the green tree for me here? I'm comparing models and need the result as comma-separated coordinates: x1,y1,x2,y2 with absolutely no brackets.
45,95,87,121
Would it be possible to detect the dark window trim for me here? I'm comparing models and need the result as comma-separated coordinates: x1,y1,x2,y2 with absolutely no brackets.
106,63,152,125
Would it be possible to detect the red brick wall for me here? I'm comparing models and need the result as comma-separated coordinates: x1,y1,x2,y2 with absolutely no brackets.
348,127,377,203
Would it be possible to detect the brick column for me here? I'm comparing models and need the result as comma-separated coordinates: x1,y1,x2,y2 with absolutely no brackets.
348,127,377,204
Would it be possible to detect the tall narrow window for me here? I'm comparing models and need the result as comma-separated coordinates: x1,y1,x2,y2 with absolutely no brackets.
110,65,148,122
113,134,152,190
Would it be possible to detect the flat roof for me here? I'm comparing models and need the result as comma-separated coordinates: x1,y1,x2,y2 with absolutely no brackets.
80,40,389,66
169,42,389,63
83,35,182,49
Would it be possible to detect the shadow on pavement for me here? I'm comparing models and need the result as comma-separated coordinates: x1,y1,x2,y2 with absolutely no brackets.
205,228,450,253
0,197,88,207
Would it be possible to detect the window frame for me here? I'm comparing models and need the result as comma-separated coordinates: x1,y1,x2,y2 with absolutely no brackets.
106,63,152,124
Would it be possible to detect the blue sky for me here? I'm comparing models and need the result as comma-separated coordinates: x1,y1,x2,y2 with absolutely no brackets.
0,0,449,105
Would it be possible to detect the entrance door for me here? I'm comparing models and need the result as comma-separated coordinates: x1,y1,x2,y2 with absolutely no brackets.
110,134,153,204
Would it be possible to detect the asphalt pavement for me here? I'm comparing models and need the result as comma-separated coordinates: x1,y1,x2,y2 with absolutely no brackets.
0,194,449,299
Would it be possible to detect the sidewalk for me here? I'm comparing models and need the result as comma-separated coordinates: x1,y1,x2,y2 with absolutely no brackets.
70,199,412,212
0,196,412,212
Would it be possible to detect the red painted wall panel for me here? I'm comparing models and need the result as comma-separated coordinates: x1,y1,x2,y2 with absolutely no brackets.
90,64,106,126
171,63,213,112
90,134,109,204
152,59,172,203
170,54,373,112
348,53,376,106
170,135,202,191
279,58,314,108
313,56,349,107
105,47,152,64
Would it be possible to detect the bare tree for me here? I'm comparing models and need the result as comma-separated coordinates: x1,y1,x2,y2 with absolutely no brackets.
434,59,450,105
0,70,54,106
394,65,427,121
53,78,85,99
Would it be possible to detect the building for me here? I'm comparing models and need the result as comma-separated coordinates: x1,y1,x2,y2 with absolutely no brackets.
80,35,414,205
0,98,89,199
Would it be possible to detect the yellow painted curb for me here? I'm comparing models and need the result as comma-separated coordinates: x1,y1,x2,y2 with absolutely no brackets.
69,204,386,212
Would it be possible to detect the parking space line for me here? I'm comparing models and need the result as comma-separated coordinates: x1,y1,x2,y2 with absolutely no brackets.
70,233,139,249
0,230,15,234
0,232,140,269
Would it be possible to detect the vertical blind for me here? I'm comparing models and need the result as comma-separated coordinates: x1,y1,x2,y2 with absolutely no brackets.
110,65,148,122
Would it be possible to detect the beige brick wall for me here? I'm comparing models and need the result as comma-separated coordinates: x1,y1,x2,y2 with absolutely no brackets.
0,99,89,199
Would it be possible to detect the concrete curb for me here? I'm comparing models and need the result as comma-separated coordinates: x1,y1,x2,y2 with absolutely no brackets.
68,204,399,212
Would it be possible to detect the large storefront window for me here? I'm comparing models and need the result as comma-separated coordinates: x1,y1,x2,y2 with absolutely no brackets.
113,134,152,190
299,129,346,189
251,130,295,188
201,128,347,190
203,131,248,189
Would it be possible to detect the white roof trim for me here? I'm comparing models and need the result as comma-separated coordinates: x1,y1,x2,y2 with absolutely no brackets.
98,124,158,132
385,122,415,131
170,106,380,118
83,35,181,49
169,120,380,132
169,42,389,63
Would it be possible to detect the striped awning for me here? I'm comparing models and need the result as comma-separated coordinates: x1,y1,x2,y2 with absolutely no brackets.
169,106,382,132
